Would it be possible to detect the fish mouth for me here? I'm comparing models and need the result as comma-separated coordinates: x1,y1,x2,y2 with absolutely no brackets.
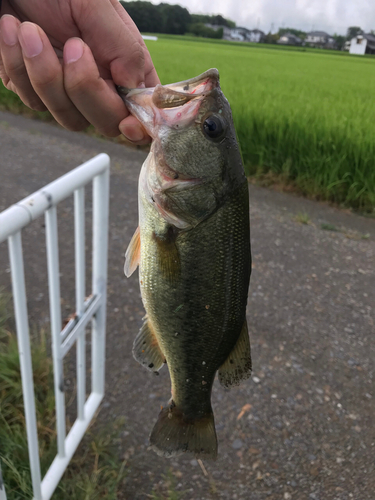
117,69,220,138
118,68,219,104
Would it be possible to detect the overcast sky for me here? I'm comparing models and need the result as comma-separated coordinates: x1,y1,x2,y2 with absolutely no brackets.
150,0,374,35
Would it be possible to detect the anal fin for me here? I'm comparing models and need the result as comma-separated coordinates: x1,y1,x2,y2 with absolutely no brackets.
133,317,166,374
124,226,140,278
218,320,252,388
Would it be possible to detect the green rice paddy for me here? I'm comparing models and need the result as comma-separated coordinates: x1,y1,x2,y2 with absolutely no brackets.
1,36,374,210
146,37,375,211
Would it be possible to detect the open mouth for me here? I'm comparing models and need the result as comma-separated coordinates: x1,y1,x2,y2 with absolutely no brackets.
118,68,219,107
151,68,219,109
117,69,220,135
118,70,219,190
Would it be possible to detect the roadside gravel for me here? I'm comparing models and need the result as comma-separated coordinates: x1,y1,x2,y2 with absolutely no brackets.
0,111,374,500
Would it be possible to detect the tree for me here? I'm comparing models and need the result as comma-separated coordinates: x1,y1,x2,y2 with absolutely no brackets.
264,32,279,44
211,15,234,28
333,34,346,50
190,13,235,29
120,2,232,36
120,1,191,34
278,27,306,40
187,23,223,39
120,2,163,33
159,3,191,35
191,14,211,25
346,26,363,40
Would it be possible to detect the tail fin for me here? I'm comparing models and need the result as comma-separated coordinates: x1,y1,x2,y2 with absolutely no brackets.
149,405,217,459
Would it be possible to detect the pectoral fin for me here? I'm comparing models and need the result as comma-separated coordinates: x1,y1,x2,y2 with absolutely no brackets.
133,317,166,374
218,320,252,388
124,226,141,277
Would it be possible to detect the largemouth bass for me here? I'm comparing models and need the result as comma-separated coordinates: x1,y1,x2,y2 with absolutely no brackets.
119,69,251,459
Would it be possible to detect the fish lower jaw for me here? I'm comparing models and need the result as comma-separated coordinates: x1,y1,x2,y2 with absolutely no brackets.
157,175,202,192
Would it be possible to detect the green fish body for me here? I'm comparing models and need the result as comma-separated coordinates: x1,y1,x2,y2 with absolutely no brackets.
121,69,252,459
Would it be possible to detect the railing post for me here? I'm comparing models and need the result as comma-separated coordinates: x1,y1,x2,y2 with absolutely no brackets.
91,168,110,397
45,206,66,457
0,461,7,500
8,232,42,500
74,187,86,420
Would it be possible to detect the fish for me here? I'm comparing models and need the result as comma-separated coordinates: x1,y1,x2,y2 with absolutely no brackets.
119,69,252,459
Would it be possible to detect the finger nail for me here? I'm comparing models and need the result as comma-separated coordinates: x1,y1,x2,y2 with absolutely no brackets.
19,23,43,58
119,123,145,143
1,15,19,46
138,82,146,89
64,38,84,64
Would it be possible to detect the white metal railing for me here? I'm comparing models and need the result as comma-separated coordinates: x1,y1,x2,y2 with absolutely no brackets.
0,154,110,500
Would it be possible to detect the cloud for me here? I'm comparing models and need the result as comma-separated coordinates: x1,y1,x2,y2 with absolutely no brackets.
150,0,375,34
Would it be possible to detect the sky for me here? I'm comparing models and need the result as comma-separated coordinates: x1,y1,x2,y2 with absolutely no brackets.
150,0,374,35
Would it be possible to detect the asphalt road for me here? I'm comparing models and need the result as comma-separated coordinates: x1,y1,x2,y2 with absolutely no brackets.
0,111,374,500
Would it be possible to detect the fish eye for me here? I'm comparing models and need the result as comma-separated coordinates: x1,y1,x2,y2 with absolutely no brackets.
202,114,226,141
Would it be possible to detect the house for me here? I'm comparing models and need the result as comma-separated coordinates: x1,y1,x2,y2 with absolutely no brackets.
277,33,302,46
228,27,251,42
305,31,336,49
246,29,265,43
220,27,265,43
349,33,375,55
228,28,245,41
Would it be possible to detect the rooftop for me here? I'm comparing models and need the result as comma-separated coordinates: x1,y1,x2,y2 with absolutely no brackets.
307,31,331,37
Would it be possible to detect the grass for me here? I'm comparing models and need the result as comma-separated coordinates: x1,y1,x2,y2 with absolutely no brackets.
295,212,311,224
320,222,339,231
0,292,126,500
1,36,375,211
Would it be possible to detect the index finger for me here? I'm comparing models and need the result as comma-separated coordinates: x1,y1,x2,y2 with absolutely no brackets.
72,0,160,89
110,0,160,88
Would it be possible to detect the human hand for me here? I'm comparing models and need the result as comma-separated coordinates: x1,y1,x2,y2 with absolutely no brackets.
0,0,159,143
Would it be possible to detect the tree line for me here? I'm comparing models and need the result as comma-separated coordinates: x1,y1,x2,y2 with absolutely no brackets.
120,3,374,47
119,2,234,38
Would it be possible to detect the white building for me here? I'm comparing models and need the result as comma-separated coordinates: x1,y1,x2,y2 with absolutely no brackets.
229,28,245,41
349,34,375,55
222,27,265,43
305,31,336,49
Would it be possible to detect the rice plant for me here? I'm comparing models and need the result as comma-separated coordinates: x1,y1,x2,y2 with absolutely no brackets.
1,37,374,211
146,38,375,212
